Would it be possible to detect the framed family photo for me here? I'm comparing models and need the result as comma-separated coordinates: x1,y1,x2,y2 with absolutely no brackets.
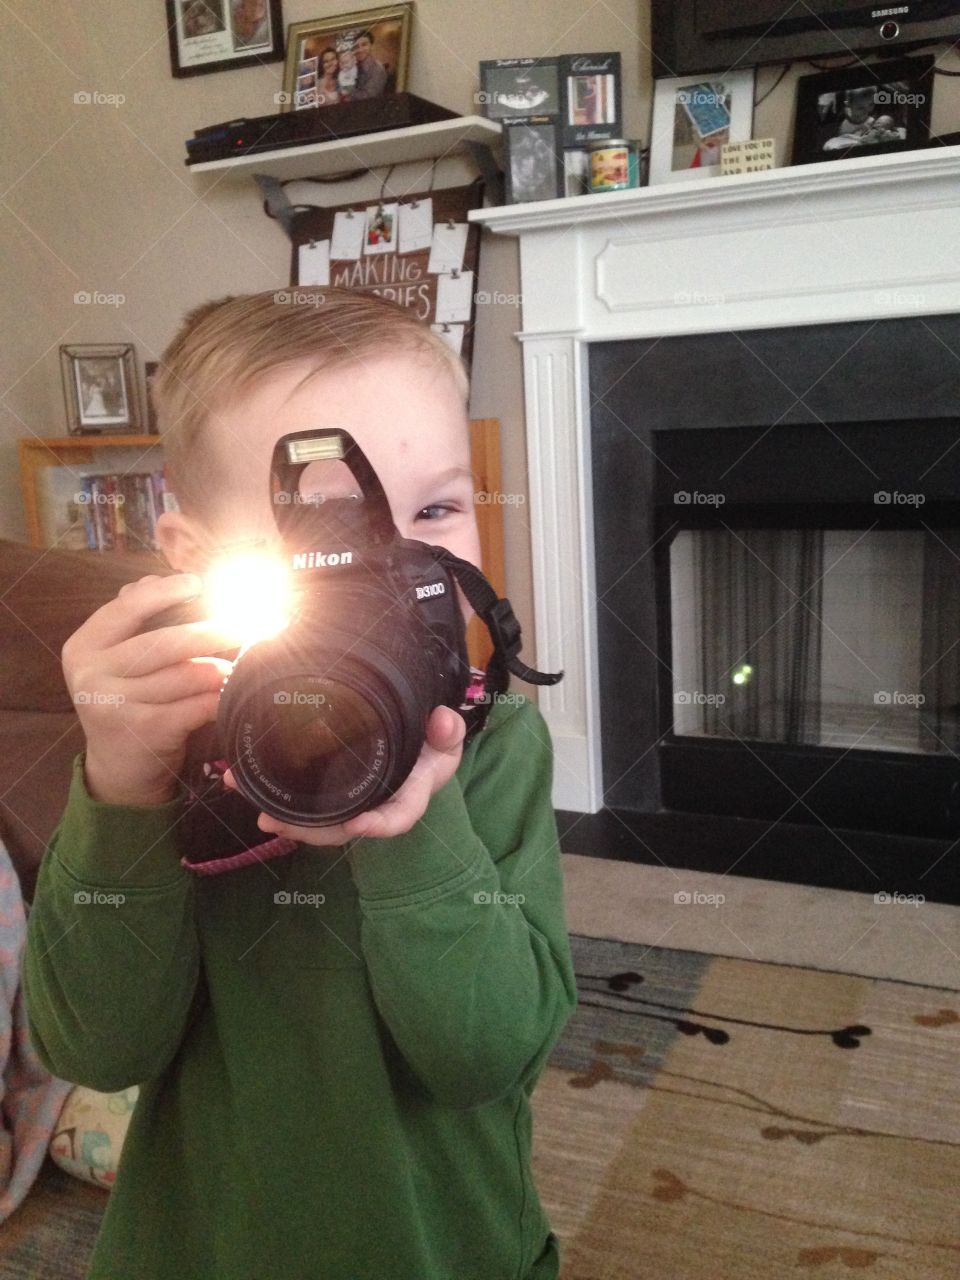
649,70,755,184
282,4,413,111
166,0,284,77
60,344,141,436
791,55,934,165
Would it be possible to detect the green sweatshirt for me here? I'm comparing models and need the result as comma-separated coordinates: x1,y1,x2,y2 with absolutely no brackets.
23,695,577,1280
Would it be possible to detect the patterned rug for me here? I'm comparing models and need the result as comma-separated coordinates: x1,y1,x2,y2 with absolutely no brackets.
2,935,958,1278
533,935,960,1278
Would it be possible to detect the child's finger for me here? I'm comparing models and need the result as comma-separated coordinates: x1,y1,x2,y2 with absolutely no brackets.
424,705,466,753
129,657,231,705
78,573,203,649
343,765,434,840
109,622,240,679
255,813,355,846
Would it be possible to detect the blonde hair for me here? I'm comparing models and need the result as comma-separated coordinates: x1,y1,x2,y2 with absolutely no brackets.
152,287,468,519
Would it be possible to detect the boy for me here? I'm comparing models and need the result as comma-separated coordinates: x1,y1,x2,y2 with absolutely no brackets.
22,288,578,1280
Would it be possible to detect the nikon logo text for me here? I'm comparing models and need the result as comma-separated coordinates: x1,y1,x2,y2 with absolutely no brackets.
292,550,353,569
415,582,446,599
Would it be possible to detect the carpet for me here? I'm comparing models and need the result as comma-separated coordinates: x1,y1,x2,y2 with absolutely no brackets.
2,934,957,1278
0,1159,104,1278
533,934,960,1278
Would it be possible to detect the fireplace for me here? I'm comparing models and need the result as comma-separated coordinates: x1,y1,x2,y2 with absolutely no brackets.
588,315,960,897
469,145,960,901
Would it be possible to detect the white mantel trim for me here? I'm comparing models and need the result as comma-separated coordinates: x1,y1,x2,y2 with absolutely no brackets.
469,143,960,234
470,146,960,813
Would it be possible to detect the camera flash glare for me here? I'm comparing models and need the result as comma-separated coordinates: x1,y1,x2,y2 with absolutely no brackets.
204,552,292,650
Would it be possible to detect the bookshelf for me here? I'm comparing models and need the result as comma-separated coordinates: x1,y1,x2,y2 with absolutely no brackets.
18,435,168,558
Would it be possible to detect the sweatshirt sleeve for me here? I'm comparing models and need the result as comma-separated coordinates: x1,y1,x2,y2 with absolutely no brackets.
346,696,578,1109
22,754,202,1093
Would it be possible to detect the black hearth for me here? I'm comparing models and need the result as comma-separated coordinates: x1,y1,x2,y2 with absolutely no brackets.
563,313,960,903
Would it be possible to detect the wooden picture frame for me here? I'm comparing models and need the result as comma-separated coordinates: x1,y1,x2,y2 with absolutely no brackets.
166,0,284,78
282,4,413,111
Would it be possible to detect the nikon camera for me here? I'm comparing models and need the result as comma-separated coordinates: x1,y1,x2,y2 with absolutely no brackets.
151,429,561,828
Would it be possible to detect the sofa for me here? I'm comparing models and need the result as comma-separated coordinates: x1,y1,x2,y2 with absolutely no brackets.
0,538,167,1278
0,538,166,904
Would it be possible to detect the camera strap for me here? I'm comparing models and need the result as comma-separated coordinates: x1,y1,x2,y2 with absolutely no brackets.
432,548,563,692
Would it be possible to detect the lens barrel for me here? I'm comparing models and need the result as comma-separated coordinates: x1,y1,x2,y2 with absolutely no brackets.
217,616,443,826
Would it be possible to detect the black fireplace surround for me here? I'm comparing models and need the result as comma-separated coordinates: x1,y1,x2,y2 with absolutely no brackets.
556,313,960,904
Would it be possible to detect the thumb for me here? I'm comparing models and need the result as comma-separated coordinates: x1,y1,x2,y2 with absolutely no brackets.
426,705,465,753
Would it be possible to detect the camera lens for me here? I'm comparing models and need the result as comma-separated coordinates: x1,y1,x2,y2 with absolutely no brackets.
262,677,386,799
217,623,434,826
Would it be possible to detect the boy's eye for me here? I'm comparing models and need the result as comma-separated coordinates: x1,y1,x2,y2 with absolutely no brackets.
416,503,456,521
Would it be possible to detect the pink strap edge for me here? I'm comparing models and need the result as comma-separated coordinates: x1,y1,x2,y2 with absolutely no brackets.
180,835,299,877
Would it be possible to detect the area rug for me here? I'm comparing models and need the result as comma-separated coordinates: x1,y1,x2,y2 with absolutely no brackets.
532,934,960,1279
2,934,957,1279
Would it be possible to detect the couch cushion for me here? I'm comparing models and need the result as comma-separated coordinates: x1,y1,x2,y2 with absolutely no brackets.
0,539,165,714
0,540,167,901
0,711,85,903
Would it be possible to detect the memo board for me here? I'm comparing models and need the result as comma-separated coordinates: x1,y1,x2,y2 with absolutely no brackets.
290,178,485,374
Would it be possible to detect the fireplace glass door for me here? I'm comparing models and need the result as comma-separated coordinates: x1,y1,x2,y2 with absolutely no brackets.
669,527,960,756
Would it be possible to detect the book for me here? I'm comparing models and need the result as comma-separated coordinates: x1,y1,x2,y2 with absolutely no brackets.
36,458,171,553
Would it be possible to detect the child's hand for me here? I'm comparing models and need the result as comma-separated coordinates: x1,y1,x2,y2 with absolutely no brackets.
222,704,466,846
63,574,238,808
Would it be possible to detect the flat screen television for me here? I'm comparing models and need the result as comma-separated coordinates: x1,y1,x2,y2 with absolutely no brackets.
652,1,960,76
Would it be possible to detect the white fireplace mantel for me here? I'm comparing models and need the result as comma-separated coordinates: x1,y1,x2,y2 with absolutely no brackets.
469,144,960,813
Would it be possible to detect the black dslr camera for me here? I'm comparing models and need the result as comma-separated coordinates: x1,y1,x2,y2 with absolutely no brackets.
197,429,559,827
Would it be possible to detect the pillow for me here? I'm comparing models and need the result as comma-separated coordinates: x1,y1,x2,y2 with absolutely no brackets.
0,539,166,713
49,1085,139,1189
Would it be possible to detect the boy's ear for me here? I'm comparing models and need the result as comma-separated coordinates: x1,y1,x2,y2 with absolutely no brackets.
156,511,214,574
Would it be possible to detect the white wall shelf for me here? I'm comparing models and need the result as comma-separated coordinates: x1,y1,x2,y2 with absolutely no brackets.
187,115,502,183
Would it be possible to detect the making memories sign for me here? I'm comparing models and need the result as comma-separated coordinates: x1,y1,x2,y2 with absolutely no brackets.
289,179,485,373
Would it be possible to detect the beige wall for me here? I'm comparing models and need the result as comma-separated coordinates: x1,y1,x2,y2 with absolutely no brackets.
3,1,959,647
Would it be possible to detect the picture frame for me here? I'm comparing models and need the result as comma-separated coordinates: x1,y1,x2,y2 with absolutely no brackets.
282,4,413,112
791,55,934,166
144,361,160,434
478,57,561,121
649,70,755,185
502,117,564,204
559,52,622,147
166,0,284,78
60,344,140,436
